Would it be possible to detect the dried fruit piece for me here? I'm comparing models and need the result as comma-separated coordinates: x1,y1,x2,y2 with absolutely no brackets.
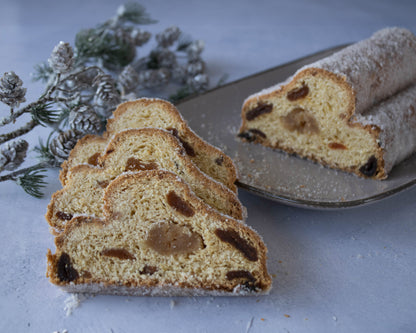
246,102,273,121
125,157,158,172
238,129,267,142
56,211,73,221
166,127,196,157
328,142,347,150
145,222,204,255
359,155,378,176
57,252,79,282
226,270,256,282
87,152,101,166
101,248,135,260
287,84,309,101
281,107,320,135
139,265,158,275
215,228,258,261
166,191,195,217
215,156,224,166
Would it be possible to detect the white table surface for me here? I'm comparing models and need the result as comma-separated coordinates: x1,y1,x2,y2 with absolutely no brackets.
1,1,416,332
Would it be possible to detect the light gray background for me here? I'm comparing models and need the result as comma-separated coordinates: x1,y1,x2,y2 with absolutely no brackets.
0,0,415,332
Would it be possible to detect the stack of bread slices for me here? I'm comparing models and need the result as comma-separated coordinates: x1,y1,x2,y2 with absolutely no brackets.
46,98,271,296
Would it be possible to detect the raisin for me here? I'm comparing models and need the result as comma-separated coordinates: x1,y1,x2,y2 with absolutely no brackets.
57,252,79,282
328,142,347,150
245,102,273,121
125,157,158,172
226,270,255,282
139,265,158,275
167,191,195,217
287,84,309,101
101,248,135,260
145,222,204,255
166,127,196,157
214,228,258,261
215,156,224,166
359,155,378,177
56,211,73,221
226,270,257,291
238,129,267,142
87,152,101,166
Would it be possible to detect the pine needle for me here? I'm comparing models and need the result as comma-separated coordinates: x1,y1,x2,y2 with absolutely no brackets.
16,169,47,198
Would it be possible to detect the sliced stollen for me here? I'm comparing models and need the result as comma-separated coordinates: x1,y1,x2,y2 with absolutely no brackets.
46,128,245,233
60,98,237,192
59,134,107,185
47,170,271,296
239,27,416,179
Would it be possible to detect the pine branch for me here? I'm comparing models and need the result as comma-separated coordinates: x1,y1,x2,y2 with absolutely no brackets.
15,167,48,198
31,102,60,127
115,3,157,25
0,119,38,144
32,62,53,83
0,106,28,127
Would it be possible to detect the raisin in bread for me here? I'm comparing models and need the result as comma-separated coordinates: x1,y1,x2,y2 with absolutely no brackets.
47,170,271,296
239,27,416,179
47,128,245,233
60,98,237,192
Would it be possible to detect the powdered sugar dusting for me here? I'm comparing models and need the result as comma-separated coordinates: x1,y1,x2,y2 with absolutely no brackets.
355,83,416,173
301,27,416,114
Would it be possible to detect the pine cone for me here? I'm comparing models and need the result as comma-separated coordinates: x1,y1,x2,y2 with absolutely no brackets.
130,29,151,46
187,73,209,92
171,65,187,83
186,40,205,62
186,60,205,77
138,69,170,89
69,105,102,134
118,65,139,93
0,139,29,171
48,41,74,74
49,129,83,164
157,49,177,69
156,26,181,48
0,71,27,108
93,74,120,106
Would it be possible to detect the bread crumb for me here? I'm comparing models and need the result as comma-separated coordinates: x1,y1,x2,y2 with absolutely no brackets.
260,318,265,321
284,314,291,318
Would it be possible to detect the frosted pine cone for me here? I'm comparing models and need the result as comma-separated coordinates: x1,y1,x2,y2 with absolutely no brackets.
138,69,170,88
187,73,209,92
156,26,181,48
49,129,83,164
157,49,177,69
130,29,151,46
0,140,29,171
69,105,102,134
93,74,120,106
186,40,205,62
48,41,74,74
118,65,139,93
0,71,27,108
186,60,205,76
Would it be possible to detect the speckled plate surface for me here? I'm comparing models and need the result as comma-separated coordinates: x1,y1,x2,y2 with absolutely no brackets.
176,45,416,209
